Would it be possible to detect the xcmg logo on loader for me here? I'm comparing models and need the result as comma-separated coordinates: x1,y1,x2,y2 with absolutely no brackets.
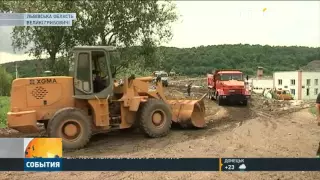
29,78,57,85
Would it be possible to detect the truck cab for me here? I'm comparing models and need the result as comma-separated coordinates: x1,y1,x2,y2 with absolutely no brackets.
207,70,250,105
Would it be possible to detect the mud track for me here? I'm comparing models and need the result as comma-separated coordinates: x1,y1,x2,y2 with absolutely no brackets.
67,101,256,156
0,83,260,157
1,80,320,180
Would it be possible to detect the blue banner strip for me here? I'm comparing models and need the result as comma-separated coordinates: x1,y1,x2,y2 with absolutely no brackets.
0,158,24,171
24,158,62,171
0,158,320,171
221,158,320,171
63,158,219,171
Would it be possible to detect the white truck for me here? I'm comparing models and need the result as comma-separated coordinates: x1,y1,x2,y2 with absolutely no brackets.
153,71,169,87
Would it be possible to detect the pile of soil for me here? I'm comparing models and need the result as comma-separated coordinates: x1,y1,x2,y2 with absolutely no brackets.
250,92,314,117
300,60,320,71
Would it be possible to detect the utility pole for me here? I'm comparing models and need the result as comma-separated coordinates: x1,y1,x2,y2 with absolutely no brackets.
15,62,18,79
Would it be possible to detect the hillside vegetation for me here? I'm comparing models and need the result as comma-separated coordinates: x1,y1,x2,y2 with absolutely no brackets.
0,44,319,127
0,96,9,127
2,44,320,77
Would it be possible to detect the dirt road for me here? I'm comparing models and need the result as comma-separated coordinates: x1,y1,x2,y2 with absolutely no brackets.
1,82,320,179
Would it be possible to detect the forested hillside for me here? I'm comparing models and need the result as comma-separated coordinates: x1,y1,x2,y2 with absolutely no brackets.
158,44,320,76
2,44,320,78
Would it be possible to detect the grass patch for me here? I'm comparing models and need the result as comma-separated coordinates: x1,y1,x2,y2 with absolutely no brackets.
309,106,317,116
0,96,9,128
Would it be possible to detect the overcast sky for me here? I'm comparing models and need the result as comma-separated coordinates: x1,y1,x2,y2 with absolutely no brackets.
0,1,319,64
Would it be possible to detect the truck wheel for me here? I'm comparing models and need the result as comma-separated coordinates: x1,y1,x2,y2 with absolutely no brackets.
138,99,172,138
47,108,92,150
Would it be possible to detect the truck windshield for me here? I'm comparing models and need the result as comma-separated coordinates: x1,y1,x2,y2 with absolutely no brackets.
220,74,243,81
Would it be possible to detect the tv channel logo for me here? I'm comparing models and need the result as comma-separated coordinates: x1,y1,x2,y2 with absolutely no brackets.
24,138,62,158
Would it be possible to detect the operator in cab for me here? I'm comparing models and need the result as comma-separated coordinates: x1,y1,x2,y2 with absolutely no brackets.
93,70,106,93
316,92,320,157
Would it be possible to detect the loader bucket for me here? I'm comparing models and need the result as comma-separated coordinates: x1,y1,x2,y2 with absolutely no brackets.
167,93,207,128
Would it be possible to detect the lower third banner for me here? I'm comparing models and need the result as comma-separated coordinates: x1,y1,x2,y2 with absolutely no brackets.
0,158,320,171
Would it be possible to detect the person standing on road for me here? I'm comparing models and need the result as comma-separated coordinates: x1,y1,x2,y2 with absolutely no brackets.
187,83,192,96
316,93,320,157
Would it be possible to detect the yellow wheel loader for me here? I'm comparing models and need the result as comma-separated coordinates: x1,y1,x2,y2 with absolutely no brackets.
7,46,206,150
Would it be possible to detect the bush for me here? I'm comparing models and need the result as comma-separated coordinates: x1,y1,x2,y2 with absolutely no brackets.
310,106,317,116
116,62,153,78
0,96,9,127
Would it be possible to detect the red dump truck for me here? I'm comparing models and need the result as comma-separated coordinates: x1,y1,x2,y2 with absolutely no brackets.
207,69,250,106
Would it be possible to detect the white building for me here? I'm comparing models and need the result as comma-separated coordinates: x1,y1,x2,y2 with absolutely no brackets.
273,71,320,100
248,67,273,94
249,78,273,93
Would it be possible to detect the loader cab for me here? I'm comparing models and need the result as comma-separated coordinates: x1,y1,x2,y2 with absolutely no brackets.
71,46,118,99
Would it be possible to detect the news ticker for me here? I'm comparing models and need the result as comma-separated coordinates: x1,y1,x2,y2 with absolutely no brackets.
0,158,320,171
1,138,320,171
0,13,76,26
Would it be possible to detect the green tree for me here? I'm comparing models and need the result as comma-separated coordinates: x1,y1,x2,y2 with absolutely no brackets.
0,66,13,96
1,0,178,76
3,45,320,78
74,0,178,75
0,1,78,75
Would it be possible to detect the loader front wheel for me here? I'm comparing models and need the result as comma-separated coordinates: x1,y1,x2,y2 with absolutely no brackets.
47,108,92,150
139,99,172,138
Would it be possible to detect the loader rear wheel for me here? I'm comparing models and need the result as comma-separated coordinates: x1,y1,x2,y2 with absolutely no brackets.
139,99,172,138
47,108,92,150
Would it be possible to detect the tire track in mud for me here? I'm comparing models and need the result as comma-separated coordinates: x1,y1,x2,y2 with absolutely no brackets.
0,82,314,161
65,101,258,155
0,96,259,156
255,111,278,130
0,125,47,138
181,102,258,140
0,94,273,157
0,86,266,155
251,106,309,131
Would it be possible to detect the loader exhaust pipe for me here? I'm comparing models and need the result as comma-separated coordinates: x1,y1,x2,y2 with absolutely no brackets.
167,93,207,128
